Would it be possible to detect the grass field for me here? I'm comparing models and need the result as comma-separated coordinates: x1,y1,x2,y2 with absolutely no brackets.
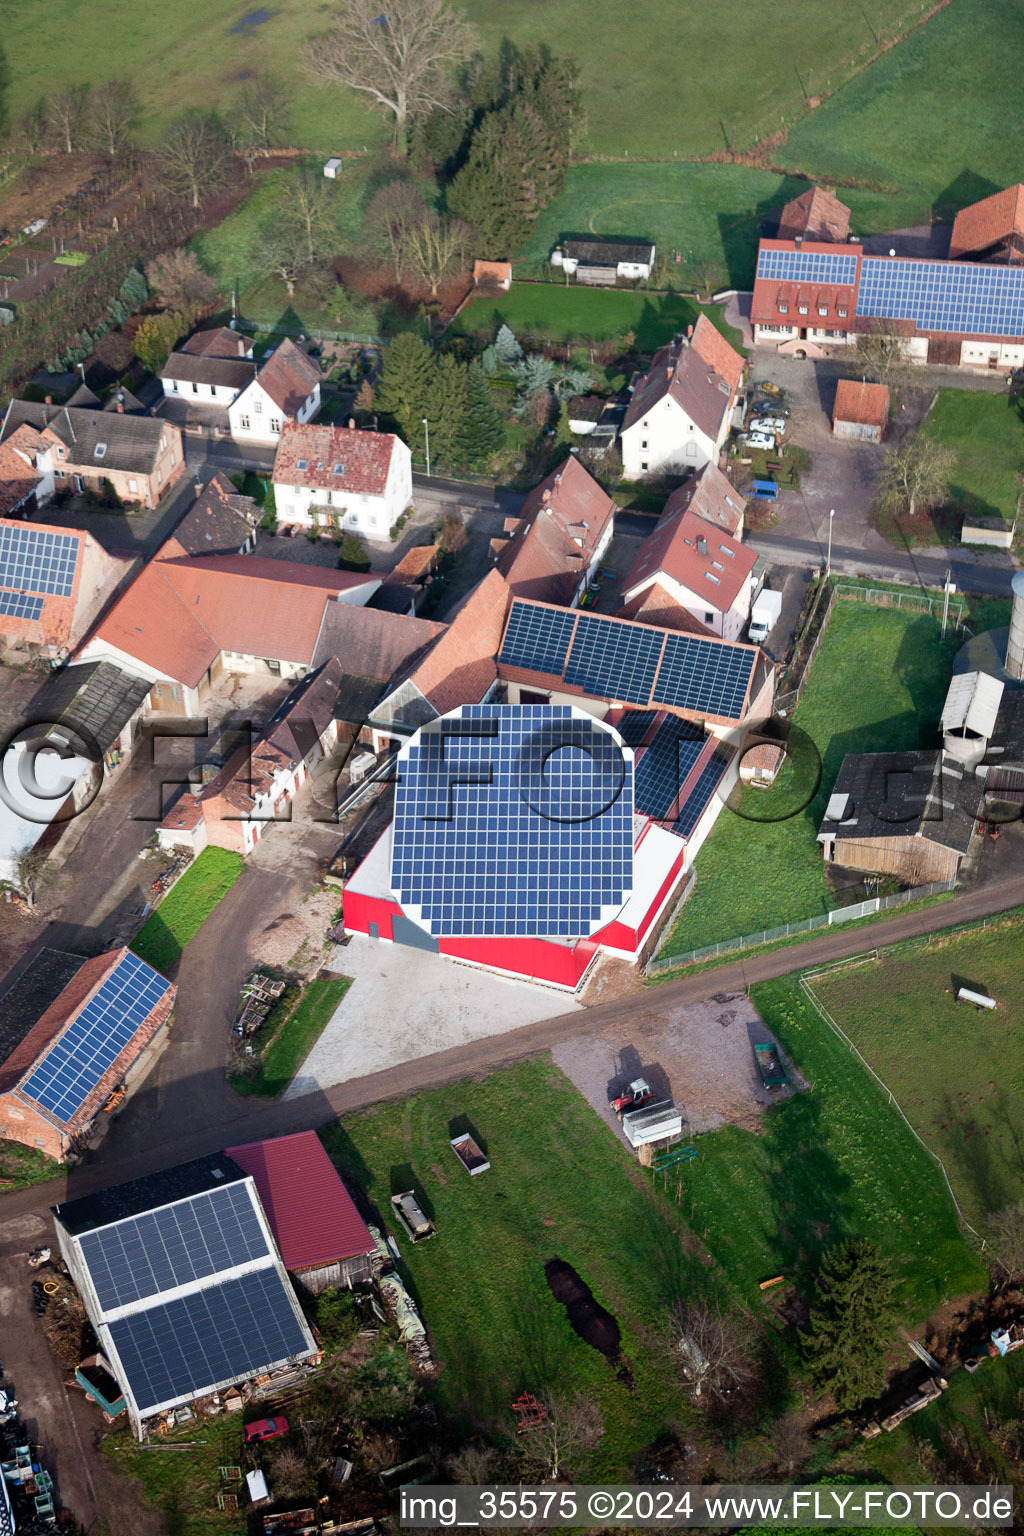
320,1058,702,1468
231,975,351,1097
780,0,1024,214
131,847,243,973
4,0,926,159
806,914,1024,1230
0,1138,63,1189
671,975,986,1313
922,389,1024,528
452,283,743,350
661,599,960,956
106,1414,247,1536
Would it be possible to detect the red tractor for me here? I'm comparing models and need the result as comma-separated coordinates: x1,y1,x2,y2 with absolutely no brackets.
610,1078,657,1116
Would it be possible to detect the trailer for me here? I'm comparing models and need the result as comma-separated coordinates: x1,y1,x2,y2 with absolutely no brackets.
450,1132,489,1175
390,1191,435,1243
622,1099,683,1149
754,1041,788,1088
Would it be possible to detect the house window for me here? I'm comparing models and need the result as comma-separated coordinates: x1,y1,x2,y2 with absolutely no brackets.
704,611,715,623
128,478,138,493
270,418,281,434
686,442,697,457
326,490,333,505
240,415,250,430
798,305,808,315
192,382,199,394
350,513,359,525
640,461,648,471
818,307,828,317
641,439,648,449
57,445,65,458
94,443,106,460
156,469,162,484
210,385,217,398
297,458,308,471
837,307,848,318
778,304,789,314
254,399,262,413
172,380,179,393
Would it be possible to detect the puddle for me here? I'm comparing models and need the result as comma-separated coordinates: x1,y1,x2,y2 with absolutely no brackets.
230,8,275,32
545,1258,621,1361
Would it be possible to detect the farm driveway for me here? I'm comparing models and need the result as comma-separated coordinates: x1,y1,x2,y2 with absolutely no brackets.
552,990,803,1147
286,934,583,1098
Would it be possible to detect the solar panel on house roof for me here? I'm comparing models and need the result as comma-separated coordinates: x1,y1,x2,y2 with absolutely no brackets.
614,709,656,746
564,613,665,704
391,704,633,939
672,745,734,838
0,591,44,621
653,633,753,718
80,1183,269,1312
20,952,171,1125
756,248,859,286
858,256,1024,337
0,525,79,598
106,1266,310,1413
498,602,577,674
634,717,706,821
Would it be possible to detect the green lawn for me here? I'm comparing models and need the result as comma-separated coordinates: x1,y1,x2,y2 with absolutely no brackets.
452,283,743,350
780,0,1024,214
105,1414,248,1536
0,1138,63,1190
661,599,960,957
922,389,1024,529
231,975,351,1097
320,1058,702,1469
4,0,925,159
806,913,1024,1230
668,975,985,1314
131,847,243,973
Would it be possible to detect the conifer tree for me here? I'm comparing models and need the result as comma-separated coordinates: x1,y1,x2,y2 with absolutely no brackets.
804,1239,899,1410
426,352,469,467
374,332,437,447
459,362,505,466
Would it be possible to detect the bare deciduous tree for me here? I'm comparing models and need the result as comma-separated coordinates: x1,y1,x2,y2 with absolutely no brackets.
90,80,139,158
260,219,310,296
669,1300,755,1401
854,317,915,399
876,436,954,521
15,98,49,154
517,1393,603,1481
767,1411,813,1475
303,0,476,149
146,248,217,326
291,164,335,264
16,849,49,910
159,112,231,208
48,85,90,154
402,211,470,296
986,1201,1024,1279
237,74,290,154
365,179,427,279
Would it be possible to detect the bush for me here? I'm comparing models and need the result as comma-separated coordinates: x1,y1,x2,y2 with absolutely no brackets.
311,1287,360,1351
338,532,370,571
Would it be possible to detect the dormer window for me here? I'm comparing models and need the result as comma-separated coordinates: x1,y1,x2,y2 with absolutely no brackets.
778,303,788,314
798,305,808,316
334,462,345,475
818,307,828,317
297,458,308,471
837,307,848,318
94,443,107,460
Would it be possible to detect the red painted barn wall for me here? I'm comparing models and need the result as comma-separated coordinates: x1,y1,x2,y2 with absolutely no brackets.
343,889,403,940
438,933,597,988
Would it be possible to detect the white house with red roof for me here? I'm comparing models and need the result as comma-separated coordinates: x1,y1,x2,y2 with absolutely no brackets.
272,423,412,537
619,315,744,478
620,507,757,642
228,339,322,446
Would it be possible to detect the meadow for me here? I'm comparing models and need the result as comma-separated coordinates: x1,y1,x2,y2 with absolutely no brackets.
453,283,744,349
806,913,1024,1231
230,975,352,1097
131,847,243,973
4,0,927,159
922,389,1024,529
660,598,961,956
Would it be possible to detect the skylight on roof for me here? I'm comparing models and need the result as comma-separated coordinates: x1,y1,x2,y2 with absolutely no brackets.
719,544,734,557
334,462,346,475
94,443,107,459
704,572,720,585
297,458,308,470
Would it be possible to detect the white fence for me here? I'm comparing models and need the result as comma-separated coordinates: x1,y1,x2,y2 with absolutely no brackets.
646,879,955,974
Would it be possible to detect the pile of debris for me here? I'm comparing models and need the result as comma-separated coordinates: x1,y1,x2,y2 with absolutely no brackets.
233,973,287,1037
0,1364,60,1529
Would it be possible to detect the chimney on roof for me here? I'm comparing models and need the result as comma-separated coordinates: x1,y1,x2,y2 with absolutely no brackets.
542,488,551,503
45,395,52,405
349,417,355,430
697,535,707,554
194,473,203,496
794,235,803,248
554,472,562,485
116,401,124,413
686,324,693,339
150,406,157,416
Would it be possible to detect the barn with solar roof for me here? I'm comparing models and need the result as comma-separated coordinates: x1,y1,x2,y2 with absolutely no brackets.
0,517,124,653
52,1152,318,1438
0,945,175,1161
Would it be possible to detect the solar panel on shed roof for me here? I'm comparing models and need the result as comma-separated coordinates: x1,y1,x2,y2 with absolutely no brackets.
391,704,633,939
672,745,734,838
0,591,44,621
0,525,79,598
106,1266,311,1413
858,256,1024,338
564,612,665,704
757,248,859,287
653,632,753,718
80,1182,269,1312
634,717,705,820
498,601,577,674
20,951,172,1125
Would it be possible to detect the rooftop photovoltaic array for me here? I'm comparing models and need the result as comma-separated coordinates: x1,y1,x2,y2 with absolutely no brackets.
499,601,755,722
391,704,633,939
80,1183,269,1312
673,745,734,838
20,951,172,1124
0,591,44,621
858,256,1024,338
756,248,859,287
634,717,706,821
106,1266,311,1413
614,710,656,746
0,525,79,598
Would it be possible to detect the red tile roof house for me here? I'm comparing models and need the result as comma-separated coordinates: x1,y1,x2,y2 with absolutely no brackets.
660,462,746,538
0,517,127,656
272,424,413,539
76,555,382,718
619,507,758,642
227,1131,377,1293
1,401,186,510
949,184,1024,263
493,456,615,606
180,326,254,359
832,379,891,442
228,339,322,447
157,658,345,856
619,314,744,478
0,946,175,1162
473,259,512,291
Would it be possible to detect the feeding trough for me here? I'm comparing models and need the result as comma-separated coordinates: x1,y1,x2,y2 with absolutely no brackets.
450,1132,489,1175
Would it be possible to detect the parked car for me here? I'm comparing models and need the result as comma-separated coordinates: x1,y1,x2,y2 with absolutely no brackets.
746,431,776,450
753,417,788,435
244,1416,290,1443
751,400,790,417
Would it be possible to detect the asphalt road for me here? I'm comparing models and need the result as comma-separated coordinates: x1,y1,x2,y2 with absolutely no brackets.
749,534,1018,596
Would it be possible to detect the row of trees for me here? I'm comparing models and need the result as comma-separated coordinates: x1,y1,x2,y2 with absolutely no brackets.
373,331,504,468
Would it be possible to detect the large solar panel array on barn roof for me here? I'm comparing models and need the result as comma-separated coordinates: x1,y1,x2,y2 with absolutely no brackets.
497,600,755,721
391,704,634,939
0,525,79,599
858,256,1024,337
673,744,734,839
20,951,172,1125
79,1183,270,1312
756,248,859,286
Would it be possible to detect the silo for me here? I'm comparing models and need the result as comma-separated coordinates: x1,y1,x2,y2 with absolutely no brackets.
1007,569,1024,680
